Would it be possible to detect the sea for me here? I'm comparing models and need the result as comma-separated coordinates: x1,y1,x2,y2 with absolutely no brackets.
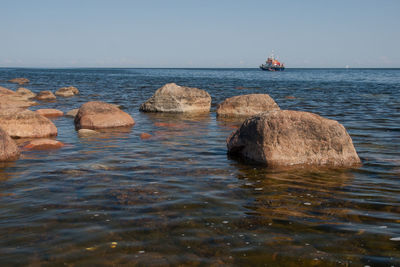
0,68,399,266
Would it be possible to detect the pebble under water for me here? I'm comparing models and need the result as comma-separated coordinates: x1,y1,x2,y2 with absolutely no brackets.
0,68,399,266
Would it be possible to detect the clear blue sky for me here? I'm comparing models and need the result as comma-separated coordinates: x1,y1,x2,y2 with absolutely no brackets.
1,0,399,68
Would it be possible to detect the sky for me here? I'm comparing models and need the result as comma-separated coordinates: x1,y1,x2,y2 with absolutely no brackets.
1,0,399,68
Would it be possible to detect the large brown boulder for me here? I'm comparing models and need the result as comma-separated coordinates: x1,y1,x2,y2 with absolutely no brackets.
35,91,56,100
75,101,135,130
140,83,211,113
0,127,20,161
216,94,280,117
0,109,58,138
227,110,361,168
8,78,29,85
55,86,79,97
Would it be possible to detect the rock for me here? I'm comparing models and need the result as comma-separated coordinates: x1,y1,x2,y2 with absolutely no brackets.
35,91,56,100
0,98,38,109
74,101,135,130
55,86,79,97
227,110,361,168
36,109,64,118
216,94,280,118
139,83,211,113
0,87,38,109
140,133,152,140
77,129,99,137
0,86,17,95
66,109,79,117
8,78,29,85
0,109,58,138
0,127,20,161
16,87,36,99
285,96,296,99
23,139,64,150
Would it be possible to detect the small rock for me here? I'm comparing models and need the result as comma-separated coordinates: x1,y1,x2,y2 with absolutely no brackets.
36,109,64,118
35,91,56,101
78,129,99,137
0,127,20,161
55,86,79,97
66,109,79,117
75,101,135,130
8,78,29,85
140,83,211,113
23,139,64,150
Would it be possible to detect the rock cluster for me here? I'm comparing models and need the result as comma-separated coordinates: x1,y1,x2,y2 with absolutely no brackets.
227,110,361,168
140,83,211,113
75,101,135,130
0,80,361,169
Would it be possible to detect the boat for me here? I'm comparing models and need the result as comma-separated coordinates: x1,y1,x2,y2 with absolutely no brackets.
260,51,285,71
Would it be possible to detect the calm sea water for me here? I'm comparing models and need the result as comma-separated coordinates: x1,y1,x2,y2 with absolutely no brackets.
0,68,399,266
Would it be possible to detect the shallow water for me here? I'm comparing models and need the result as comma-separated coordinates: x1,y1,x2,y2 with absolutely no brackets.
0,68,399,266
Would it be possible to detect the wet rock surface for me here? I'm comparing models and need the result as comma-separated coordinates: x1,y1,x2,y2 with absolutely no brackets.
140,83,211,113
227,110,361,167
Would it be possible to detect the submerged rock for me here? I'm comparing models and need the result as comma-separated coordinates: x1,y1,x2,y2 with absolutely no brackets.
216,94,280,118
140,133,152,140
55,86,79,97
0,127,20,161
23,139,64,150
75,101,135,130
35,91,56,100
8,78,29,85
227,110,361,168
36,109,64,118
140,83,211,113
0,109,58,138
